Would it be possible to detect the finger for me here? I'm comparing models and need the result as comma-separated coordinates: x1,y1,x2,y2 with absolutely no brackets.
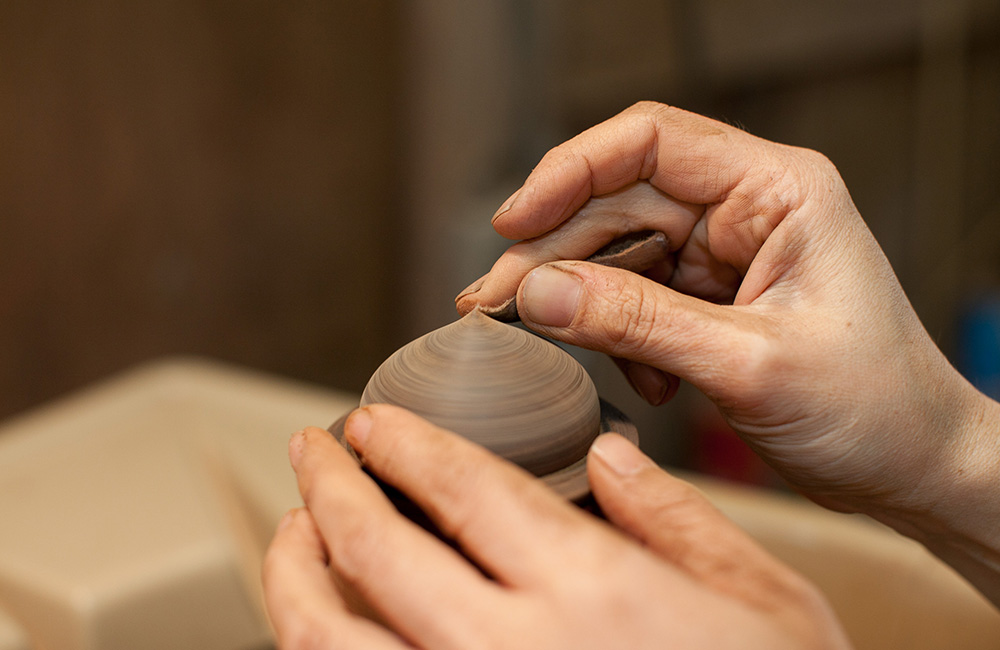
516,261,771,401
457,182,700,315
492,103,800,270
290,426,508,647
611,356,680,406
262,508,407,650
668,216,743,303
342,405,611,589
587,434,817,611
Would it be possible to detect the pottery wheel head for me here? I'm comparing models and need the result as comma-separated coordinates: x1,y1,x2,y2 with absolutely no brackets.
361,309,601,477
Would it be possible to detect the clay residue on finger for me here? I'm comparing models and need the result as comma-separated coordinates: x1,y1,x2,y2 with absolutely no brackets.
588,230,670,270
455,290,519,320
473,296,520,322
457,231,670,322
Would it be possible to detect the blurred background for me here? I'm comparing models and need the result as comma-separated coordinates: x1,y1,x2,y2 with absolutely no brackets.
2,0,999,480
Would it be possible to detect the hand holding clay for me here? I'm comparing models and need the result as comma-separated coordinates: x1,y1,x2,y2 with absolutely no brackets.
455,102,1000,604
264,408,852,650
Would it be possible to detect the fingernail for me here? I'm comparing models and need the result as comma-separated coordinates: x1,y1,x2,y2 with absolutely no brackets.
590,433,654,477
289,429,307,470
455,273,487,303
344,408,373,451
520,264,581,328
491,188,520,224
625,363,669,406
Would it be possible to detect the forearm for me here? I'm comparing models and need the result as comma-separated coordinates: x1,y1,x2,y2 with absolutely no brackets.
922,388,1000,606
873,383,1000,606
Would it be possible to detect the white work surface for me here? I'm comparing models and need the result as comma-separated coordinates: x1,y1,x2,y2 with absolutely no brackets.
0,357,996,650
0,358,355,650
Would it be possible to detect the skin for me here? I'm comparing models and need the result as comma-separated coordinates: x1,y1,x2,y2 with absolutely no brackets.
264,102,1000,647
264,415,852,649
457,102,1000,603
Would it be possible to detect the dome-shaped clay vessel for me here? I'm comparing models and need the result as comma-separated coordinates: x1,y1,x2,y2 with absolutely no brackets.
330,309,637,501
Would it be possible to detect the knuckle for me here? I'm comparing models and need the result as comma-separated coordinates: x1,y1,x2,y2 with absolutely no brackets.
653,485,718,541
786,146,849,200
594,282,658,359
536,141,578,176
421,447,553,549
735,332,781,380
795,145,836,174
628,99,670,117
715,329,785,399
326,509,383,582
421,452,498,539
556,542,650,620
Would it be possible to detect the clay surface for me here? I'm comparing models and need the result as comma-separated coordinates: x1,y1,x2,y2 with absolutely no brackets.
330,233,669,500
330,310,638,501
364,310,600,475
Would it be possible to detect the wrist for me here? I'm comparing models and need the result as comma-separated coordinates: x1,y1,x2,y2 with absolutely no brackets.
871,379,1000,604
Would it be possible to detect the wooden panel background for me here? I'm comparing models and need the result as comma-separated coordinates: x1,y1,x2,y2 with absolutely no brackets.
0,0,402,419
2,0,998,469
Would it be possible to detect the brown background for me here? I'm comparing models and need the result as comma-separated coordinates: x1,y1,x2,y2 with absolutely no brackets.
2,0,999,468
1,1,403,414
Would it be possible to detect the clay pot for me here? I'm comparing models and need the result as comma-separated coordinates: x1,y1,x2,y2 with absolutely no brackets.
329,309,637,502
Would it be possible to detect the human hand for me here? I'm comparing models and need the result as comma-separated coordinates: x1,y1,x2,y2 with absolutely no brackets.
263,406,851,649
453,103,999,550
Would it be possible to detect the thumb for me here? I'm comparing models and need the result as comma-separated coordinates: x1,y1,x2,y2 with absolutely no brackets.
517,261,766,399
